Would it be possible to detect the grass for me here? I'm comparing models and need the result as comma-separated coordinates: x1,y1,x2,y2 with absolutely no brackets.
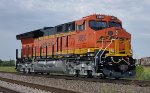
0,66,16,72
141,66,150,80
136,65,150,80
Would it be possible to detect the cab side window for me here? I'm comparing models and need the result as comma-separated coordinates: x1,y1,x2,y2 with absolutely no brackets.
76,21,86,31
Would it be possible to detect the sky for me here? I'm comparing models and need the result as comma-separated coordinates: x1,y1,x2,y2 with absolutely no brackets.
0,0,150,60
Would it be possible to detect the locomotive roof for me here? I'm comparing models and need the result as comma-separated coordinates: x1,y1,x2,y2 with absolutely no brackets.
16,29,44,40
16,21,75,40
16,14,121,40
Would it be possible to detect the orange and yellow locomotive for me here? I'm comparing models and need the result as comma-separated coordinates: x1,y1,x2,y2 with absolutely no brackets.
16,14,135,78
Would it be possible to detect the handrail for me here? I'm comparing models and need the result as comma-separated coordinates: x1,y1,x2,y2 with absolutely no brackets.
94,39,104,66
99,39,114,63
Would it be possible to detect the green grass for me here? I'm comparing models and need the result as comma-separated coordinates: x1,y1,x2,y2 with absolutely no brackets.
0,66,16,72
142,66,150,80
136,65,150,80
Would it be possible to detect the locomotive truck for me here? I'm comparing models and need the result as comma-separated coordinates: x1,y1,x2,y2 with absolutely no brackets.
16,14,136,78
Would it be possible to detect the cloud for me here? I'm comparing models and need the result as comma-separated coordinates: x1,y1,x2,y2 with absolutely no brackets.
0,0,150,59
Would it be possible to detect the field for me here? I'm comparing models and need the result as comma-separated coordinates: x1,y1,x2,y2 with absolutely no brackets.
0,66,16,72
0,66,150,80
136,66,150,80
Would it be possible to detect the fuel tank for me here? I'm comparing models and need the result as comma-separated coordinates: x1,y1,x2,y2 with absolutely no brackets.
33,60,66,73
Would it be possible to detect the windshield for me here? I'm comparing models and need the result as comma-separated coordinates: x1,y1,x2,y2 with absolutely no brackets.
109,22,122,28
89,20,107,31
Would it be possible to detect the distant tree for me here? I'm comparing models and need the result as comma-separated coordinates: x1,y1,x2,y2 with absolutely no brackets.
0,59,2,66
0,59,15,66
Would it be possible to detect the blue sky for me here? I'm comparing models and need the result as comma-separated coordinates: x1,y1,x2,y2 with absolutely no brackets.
0,0,150,60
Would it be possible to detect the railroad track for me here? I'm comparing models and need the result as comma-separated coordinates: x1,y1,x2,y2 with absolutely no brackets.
0,71,150,87
0,86,19,93
16,72,150,87
0,72,79,93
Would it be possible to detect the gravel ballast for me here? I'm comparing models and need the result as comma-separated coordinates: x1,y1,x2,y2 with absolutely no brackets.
0,73,149,93
0,80,50,93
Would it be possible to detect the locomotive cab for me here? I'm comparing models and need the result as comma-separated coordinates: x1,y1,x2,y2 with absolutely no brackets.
85,15,135,78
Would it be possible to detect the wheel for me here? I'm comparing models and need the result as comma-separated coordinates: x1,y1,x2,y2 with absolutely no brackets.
46,73,50,75
35,72,38,74
87,70,93,78
28,68,31,74
23,68,26,74
75,70,80,77
25,68,29,74
115,77,120,80
99,73,107,79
